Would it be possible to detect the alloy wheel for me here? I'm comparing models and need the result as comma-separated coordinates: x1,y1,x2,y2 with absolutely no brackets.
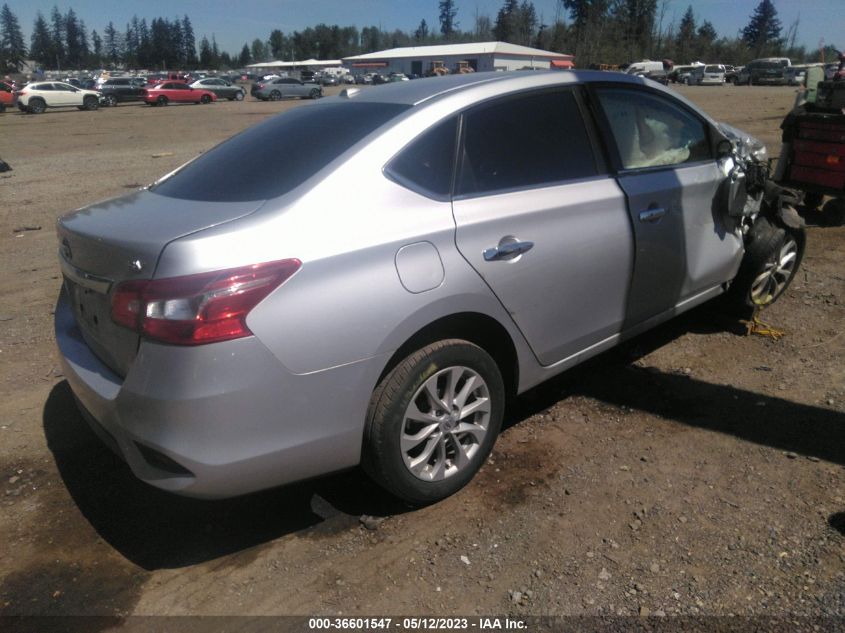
750,236,798,305
401,366,491,481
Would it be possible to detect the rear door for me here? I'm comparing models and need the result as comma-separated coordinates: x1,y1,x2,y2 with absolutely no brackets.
452,88,634,366
592,85,744,327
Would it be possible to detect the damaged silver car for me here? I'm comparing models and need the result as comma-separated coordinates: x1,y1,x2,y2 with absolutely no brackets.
54,71,804,505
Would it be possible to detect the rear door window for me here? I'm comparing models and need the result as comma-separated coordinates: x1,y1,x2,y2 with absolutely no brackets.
457,89,598,197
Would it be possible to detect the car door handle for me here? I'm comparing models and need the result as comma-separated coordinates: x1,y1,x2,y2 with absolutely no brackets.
483,240,534,261
638,207,666,223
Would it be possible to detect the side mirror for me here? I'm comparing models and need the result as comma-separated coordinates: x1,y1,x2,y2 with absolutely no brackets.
716,139,734,159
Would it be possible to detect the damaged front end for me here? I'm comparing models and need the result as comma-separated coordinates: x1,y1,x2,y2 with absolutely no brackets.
716,122,805,235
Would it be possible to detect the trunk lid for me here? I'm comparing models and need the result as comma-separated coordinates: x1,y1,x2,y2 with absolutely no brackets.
57,190,264,377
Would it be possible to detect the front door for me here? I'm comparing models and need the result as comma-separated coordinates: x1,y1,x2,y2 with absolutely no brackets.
593,86,744,327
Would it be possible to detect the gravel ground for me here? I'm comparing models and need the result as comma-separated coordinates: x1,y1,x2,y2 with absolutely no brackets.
0,83,843,627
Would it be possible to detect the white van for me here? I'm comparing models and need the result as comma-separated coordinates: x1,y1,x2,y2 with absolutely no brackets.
625,60,665,76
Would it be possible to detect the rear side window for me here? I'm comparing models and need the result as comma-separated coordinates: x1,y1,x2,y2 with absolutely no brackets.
152,102,410,202
457,90,598,197
385,117,457,199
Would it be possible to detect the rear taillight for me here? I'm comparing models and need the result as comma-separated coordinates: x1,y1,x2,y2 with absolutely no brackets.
110,259,301,345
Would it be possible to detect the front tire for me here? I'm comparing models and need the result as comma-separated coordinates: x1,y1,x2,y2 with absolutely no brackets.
363,340,505,506
157,95,168,107
726,217,804,311
83,95,98,111
104,94,118,107
234,90,244,101
200,94,211,104
309,88,321,99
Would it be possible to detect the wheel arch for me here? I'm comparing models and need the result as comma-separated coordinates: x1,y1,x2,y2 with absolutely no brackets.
374,311,520,399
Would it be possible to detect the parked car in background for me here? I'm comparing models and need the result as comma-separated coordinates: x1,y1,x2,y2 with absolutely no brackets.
640,69,669,85
687,64,726,85
253,77,322,100
141,82,217,106
320,74,339,86
784,65,809,86
725,66,743,83
99,77,148,106
0,81,16,112
736,58,791,85
355,74,373,84
668,65,698,83
16,81,101,113
342,74,356,84
189,78,245,101
54,71,804,506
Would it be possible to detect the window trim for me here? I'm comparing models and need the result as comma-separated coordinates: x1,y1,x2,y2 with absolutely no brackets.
586,82,716,175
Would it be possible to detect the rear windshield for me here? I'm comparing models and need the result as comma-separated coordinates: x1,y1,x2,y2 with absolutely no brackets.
152,101,409,202
704,66,723,73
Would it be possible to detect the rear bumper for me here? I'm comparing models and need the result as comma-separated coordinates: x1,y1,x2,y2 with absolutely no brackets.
54,288,381,498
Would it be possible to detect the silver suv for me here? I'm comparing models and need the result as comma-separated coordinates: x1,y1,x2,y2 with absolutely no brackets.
55,72,804,504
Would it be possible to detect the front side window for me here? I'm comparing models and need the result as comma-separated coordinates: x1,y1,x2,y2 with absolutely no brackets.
596,88,711,170
458,89,598,196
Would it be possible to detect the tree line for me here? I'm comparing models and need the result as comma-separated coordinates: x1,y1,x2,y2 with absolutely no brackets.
0,0,833,74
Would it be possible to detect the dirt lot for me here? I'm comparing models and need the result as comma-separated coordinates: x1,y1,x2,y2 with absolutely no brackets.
0,84,843,626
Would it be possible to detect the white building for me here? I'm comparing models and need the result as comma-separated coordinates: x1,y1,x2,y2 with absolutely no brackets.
342,41,574,77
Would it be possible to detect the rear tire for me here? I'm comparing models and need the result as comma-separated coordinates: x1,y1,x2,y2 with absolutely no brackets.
269,90,281,101
234,90,244,101
363,340,504,506
726,217,804,311
28,98,46,114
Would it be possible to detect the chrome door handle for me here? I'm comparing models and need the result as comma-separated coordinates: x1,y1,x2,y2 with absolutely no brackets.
638,207,666,223
483,240,534,261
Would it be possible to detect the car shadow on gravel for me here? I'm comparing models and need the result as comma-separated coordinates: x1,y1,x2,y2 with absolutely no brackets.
507,306,845,466
43,381,408,570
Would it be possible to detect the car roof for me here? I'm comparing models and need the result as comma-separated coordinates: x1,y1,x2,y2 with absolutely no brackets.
330,70,646,106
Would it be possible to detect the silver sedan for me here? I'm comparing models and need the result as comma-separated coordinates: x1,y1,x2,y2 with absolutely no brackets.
54,71,804,505
253,77,322,100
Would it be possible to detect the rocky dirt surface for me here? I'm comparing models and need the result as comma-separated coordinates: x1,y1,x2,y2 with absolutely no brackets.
0,84,843,625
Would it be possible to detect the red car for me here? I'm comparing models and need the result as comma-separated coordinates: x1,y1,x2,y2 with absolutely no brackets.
142,82,216,106
0,81,16,112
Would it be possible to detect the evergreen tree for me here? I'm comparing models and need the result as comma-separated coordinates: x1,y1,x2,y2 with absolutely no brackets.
103,21,121,67
741,0,781,57
182,15,197,67
516,1,537,46
50,5,65,69
250,38,265,62
675,5,696,62
438,0,458,38
198,35,212,67
239,43,252,66
90,29,102,67
414,19,429,42
0,4,26,71
64,8,85,68
269,29,285,59
493,0,519,42
211,35,220,67
30,12,52,67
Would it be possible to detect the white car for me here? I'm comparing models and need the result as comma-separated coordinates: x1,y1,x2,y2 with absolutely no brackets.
688,65,726,85
17,81,101,114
